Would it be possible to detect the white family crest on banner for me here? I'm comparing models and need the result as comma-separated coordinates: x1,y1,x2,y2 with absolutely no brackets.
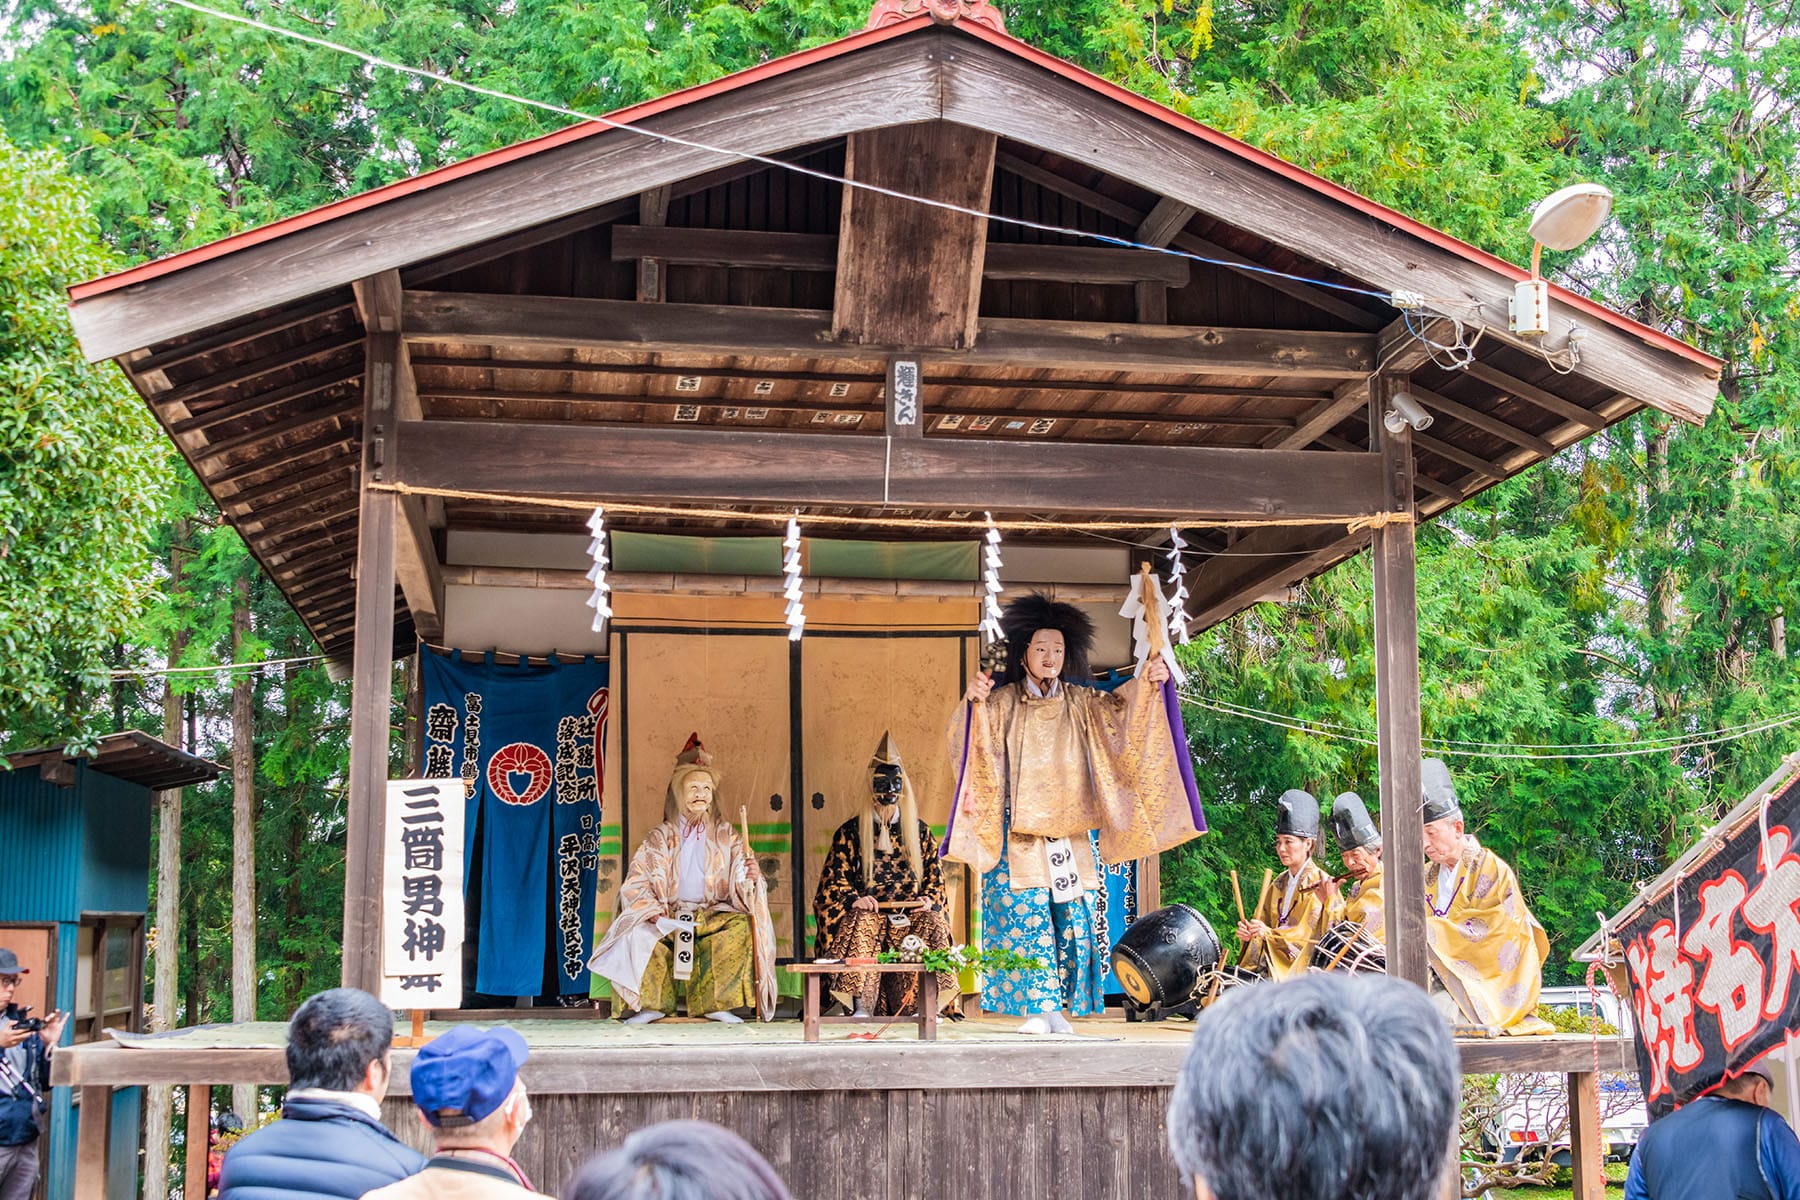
380,778,467,1008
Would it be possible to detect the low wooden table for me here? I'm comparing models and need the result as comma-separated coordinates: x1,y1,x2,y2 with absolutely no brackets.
788,961,939,1043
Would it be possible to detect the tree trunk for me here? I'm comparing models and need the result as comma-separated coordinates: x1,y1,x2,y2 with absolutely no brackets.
1774,611,1788,661
142,520,189,1200
231,574,259,1121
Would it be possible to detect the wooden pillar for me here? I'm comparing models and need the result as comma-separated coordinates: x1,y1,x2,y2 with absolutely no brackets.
74,1086,109,1199
1567,1071,1604,1200
184,1084,212,1200
341,330,401,992
1372,373,1429,990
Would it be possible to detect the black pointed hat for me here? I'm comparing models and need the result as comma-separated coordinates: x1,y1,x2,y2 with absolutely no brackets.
1000,592,1095,684
1275,789,1320,840
1330,791,1381,853
1421,758,1460,824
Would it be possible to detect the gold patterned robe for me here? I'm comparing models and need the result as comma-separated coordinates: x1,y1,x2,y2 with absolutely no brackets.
1243,859,1331,979
1334,866,1386,941
944,676,1202,886
1424,836,1552,1035
588,818,777,1020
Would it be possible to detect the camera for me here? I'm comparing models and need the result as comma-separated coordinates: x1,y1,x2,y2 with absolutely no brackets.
10,1006,45,1034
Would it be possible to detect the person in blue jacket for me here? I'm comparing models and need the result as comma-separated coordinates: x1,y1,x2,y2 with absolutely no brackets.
1627,1060,1800,1200
1,949,65,1200
219,987,425,1200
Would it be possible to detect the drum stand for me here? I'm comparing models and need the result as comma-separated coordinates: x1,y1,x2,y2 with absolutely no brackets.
1122,995,1198,1023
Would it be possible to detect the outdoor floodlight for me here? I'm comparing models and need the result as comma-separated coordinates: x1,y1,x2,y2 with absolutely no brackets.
1382,391,1435,435
1511,182,1614,337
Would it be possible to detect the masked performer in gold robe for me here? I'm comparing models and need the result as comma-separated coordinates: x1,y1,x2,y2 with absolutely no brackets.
1420,758,1552,1035
588,736,776,1023
1237,789,1333,979
945,593,1205,1035
1328,790,1385,940
812,733,959,1018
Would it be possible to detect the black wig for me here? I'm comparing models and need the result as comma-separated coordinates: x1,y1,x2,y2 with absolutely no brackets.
1000,592,1097,684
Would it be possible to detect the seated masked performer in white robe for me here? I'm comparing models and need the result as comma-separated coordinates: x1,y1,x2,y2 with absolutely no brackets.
588,736,777,1023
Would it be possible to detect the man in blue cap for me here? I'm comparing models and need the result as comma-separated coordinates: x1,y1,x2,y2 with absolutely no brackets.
366,1025,549,1200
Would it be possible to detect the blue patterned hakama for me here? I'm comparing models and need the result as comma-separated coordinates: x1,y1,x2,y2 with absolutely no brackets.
979,823,1107,1016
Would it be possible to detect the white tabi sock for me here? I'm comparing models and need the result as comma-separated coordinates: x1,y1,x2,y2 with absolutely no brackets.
705,1010,744,1024
625,1009,664,1025
1046,1011,1075,1035
1015,1015,1052,1035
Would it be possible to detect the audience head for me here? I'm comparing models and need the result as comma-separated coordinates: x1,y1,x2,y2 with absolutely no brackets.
1167,973,1459,1200
285,987,394,1096
564,1119,791,1200
1718,1060,1774,1107
411,1025,533,1151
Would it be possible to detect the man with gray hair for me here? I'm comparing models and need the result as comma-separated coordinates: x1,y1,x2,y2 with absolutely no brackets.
1166,973,1459,1200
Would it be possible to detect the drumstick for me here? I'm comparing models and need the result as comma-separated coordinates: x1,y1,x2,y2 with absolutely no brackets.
1230,870,1246,923
1234,868,1275,969
1324,932,1358,971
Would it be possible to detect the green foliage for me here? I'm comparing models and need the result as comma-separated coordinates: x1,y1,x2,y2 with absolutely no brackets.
0,133,171,748
877,945,1047,973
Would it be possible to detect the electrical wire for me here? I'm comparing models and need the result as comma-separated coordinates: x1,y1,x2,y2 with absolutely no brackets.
164,0,1401,304
108,654,326,678
1178,689,1800,760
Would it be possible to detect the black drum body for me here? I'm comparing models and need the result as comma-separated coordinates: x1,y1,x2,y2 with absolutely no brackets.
1111,904,1222,1018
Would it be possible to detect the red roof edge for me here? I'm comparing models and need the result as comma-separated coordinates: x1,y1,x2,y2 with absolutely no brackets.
69,11,1720,376
68,14,936,302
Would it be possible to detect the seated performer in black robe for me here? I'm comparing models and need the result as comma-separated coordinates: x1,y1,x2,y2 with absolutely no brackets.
812,733,959,1017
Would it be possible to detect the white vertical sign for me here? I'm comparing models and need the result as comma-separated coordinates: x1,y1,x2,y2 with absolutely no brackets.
380,778,466,1008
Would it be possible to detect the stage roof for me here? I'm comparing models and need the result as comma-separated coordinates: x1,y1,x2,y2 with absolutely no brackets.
65,0,1722,664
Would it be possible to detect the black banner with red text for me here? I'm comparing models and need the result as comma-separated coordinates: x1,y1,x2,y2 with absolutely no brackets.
1617,761,1800,1116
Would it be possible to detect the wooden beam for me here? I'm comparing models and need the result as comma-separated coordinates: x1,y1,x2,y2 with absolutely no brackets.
150,334,361,412
207,429,357,486
185,1084,211,1200
1405,384,1555,458
403,291,1375,377
982,243,1188,286
1370,373,1428,992
1462,361,1607,430
355,270,444,639
413,354,1329,401
633,187,670,303
167,361,363,438
342,329,401,993
188,403,355,467
419,387,1295,430
74,1085,110,1199
1567,1072,1605,1200
1270,315,1450,451
71,36,945,360
833,122,997,350
1135,197,1195,248
613,225,835,272
393,418,1387,521
1272,377,1369,451
1411,431,1505,481
1181,524,1369,633
942,39,1719,424
133,293,355,375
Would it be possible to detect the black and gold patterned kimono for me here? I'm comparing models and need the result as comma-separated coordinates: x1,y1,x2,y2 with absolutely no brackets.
813,816,956,1014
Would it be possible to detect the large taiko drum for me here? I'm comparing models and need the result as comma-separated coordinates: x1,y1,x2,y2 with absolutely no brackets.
1314,920,1387,974
1110,904,1223,1009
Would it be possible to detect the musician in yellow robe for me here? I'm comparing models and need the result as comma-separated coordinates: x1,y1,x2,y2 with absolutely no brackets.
1328,790,1384,940
813,733,958,1018
1238,790,1333,979
1420,758,1552,1035
588,736,777,1023
944,593,1205,1035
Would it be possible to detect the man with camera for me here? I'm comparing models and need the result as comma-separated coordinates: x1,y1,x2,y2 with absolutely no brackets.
0,947,65,1200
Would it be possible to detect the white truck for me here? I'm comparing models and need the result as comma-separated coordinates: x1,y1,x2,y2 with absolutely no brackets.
1485,986,1647,1167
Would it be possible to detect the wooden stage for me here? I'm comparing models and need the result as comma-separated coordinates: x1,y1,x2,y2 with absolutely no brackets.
54,1011,1634,1198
